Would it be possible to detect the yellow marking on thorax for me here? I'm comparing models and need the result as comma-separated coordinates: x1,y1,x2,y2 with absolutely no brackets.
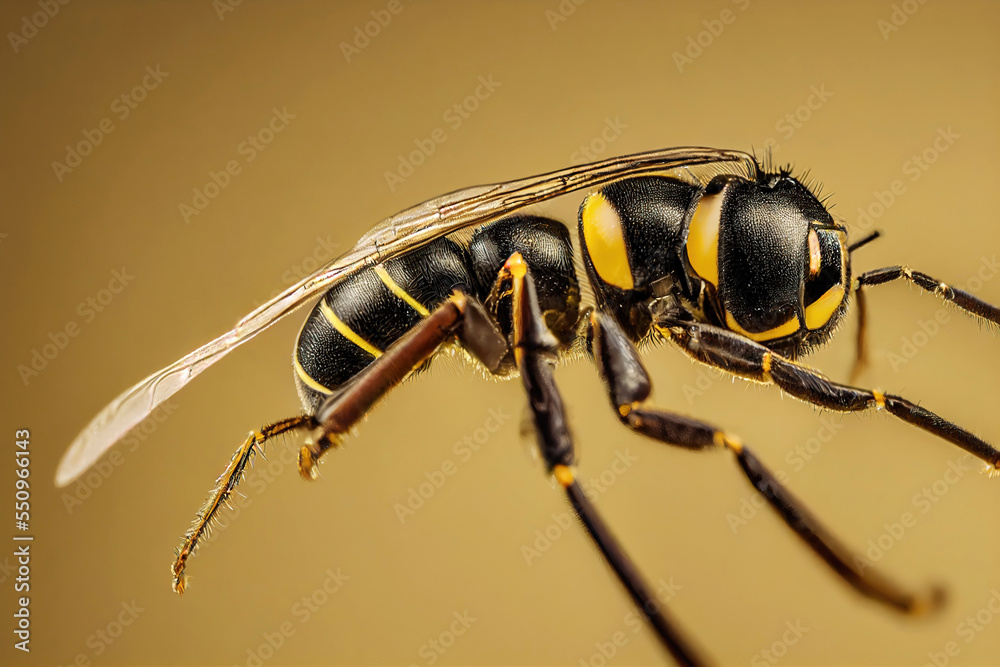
686,192,723,286
725,311,801,342
375,264,430,316
320,299,383,358
581,192,634,290
805,285,846,330
294,355,333,394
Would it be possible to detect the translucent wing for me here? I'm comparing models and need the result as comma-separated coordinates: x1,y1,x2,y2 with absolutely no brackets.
55,146,757,486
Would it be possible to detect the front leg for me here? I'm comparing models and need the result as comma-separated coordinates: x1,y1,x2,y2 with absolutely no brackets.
655,314,1000,471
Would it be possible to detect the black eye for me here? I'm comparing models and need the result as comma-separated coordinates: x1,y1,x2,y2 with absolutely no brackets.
805,229,843,305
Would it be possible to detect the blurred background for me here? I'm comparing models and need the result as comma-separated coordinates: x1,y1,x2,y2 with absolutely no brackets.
2,1,999,665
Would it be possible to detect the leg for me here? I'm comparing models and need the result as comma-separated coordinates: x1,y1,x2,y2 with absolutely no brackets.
849,286,870,384
845,231,883,382
506,254,707,666
590,311,944,614
851,261,1000,382
173,291,507,593
172,415,316,593
304,290,507,473
656,315,1000,470
856,264,1000,325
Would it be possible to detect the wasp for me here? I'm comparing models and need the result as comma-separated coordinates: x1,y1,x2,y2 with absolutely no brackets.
56,147,1000,665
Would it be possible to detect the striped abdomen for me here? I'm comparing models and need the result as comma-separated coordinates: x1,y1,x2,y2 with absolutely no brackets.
293,216,580,413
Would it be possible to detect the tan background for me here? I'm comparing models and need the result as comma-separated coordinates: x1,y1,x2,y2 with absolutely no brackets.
2,1,999,665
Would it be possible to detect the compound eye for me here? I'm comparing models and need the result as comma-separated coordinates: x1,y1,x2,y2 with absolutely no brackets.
804,228,847,330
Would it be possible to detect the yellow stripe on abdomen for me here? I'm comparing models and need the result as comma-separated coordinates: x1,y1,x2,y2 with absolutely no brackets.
319,299,383,358
293,355,333,394
374,264,430,316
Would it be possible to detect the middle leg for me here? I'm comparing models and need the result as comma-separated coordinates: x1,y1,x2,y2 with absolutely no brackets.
589,310,945,614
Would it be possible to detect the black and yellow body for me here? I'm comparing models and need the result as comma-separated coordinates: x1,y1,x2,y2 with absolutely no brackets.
293,215,581,413
158,150,1000,667
295,166,853,414
578,171,850,357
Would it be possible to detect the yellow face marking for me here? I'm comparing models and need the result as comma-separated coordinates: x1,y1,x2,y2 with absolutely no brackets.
805,285,846,330
686,192,723,286
581,192,634,290
552,464,575,488
319,300,383,358
293,355,333,394
808,228,822,277
725,311,801,342
374,264,430,316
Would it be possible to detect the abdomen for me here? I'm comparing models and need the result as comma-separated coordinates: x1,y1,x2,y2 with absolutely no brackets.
294,215,580,413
